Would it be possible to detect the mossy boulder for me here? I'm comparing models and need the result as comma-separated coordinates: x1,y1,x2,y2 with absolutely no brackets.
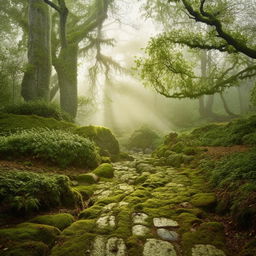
75,125,120,157
1,241,49,256
62,220,96,236
0,222,60,246
75,173,98,184
30,213,75,231
92,163,114,178
190,193,217,210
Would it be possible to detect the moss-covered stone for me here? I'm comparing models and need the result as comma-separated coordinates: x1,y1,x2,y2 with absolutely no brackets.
190,193,217,210
62,220,96,236
177,212,203,231
30,213,74,231
75,185,96,200
1,241,49,256
75,173,98,184
51,233,96,256
79,205,103,219
75,125,120,157
0,222,60,246
181,222,226,256
92,163,114,178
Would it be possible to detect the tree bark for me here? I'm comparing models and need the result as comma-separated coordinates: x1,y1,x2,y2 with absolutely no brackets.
55,43,78,117
21,0,51,101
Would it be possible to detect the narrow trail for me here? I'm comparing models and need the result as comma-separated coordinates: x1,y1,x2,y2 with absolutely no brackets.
51,154,228,256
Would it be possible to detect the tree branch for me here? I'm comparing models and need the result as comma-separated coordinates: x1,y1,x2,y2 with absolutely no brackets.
181,0,256,59
43,0,61,12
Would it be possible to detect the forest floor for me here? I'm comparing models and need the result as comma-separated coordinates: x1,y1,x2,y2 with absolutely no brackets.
0,152,252,256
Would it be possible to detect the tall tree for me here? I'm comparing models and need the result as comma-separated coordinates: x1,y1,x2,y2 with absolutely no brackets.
21,0,52,101
44,0,112,117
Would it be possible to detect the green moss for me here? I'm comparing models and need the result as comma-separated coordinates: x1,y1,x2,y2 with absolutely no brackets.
190,193,216,210
0,113,75,135
2,241,48,256
75,125,120,156
126,236,144,256
75,173,98,184
51,233,96,256
62,220,96,236
0,222,60,246
96,194,125,206
75,185,96,200
112,207,132,238
181,222,226,256
92,163,114,178
119,152,134,161
62,188,83,209
177,212,202,231
30,213,74,231
79,205,103,219
134,174,149,185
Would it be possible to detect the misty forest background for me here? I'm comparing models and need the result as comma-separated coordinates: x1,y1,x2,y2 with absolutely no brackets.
1,1,256,256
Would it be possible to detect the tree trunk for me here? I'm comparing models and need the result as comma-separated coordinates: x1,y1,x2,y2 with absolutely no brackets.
199,96,205,117
55,44,78,117
21,0,51,101
220,93,238,117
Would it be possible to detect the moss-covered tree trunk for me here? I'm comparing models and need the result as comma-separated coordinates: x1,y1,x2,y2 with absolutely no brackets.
21,0,51,101
55,44,78,118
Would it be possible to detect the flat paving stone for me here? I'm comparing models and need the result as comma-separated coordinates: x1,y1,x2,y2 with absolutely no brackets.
192,244,226,256
132,213,149,225
132,225,150,236
96,215,116,229
92,236,126,256
143,238,177,256
153,217,179,228
157,228,179,241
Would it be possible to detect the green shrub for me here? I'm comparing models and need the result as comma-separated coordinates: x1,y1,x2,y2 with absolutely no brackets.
3,101,73,122
0,129,100,168
127,126,161,151
0,170,83,214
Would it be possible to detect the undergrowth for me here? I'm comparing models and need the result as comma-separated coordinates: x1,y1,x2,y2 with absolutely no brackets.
200,150,256,230
0,170,83,214
0,129,100,168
